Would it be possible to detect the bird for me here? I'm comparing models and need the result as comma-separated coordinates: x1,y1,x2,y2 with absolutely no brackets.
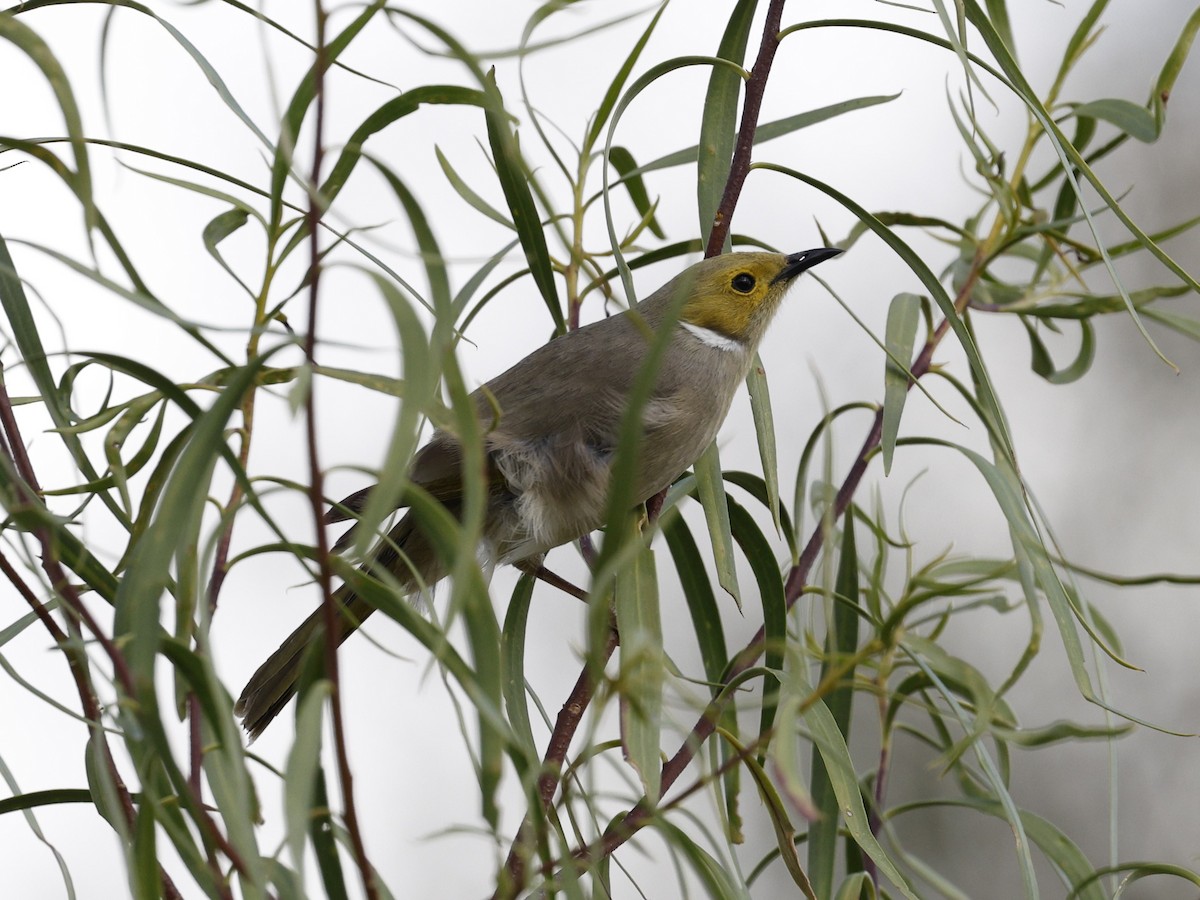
236,248,841,738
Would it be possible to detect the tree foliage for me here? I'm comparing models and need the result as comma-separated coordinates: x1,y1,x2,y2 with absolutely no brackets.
1,1,1199,897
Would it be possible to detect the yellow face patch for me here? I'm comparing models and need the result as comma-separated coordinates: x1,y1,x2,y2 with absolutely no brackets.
679,253,791,340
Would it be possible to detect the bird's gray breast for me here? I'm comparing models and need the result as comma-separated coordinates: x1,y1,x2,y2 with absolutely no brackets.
480,318,751,562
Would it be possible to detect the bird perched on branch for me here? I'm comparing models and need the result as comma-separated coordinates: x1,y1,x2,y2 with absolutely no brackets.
236,248,841,738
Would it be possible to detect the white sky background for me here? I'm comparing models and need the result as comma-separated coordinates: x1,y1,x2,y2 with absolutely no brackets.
2,1,1199,897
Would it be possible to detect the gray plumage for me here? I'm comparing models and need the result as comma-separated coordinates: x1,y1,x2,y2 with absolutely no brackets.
236,249,840,738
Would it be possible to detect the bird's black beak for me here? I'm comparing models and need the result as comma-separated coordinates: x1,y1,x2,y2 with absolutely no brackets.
773,247,844,284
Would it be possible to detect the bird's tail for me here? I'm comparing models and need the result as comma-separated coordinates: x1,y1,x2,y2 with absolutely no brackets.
235,510,444,740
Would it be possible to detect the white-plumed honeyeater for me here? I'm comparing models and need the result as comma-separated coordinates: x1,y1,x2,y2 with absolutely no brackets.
237,248,841,737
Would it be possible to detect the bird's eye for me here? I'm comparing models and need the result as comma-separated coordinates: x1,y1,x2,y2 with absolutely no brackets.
731,272,756,293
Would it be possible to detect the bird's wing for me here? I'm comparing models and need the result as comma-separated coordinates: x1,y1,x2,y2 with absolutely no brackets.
328,311,676,545
481,313,653,452
325,432,466,526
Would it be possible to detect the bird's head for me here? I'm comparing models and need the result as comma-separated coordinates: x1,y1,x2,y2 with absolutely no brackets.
670,249,842,348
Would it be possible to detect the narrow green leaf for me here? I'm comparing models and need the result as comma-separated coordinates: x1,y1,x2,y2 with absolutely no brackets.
607,146,665,239
663,517,727,685
165,639,267,896
881,293,921,475
438,331,506,831
695,442,740,605
201,207,251,288
483,71,562,331
584,1,670,152
615,544,663,802
697,0,755,248
434,146,512,227
768,694,819,823
0,233,106,494
725,498,784,745
595,93,899,197
984,0,1017,61
722,730,817,898
1054,0,1112,97
132,801,159,900
1022,318,1095,385
266,860,306,900
992,719,1132,747
285,682,330,887
725,470,796,561
655,820,752,900
501,574,538,771
1074,98,1159,143
320,86,491,213
929,0,992,105
1152,5,1200,127
84,735,129,842
753,94,901,144
664,513,745,841
808,518,860,897
835,872,877,900
0,788,92,816
342,271,435,561
367,160,448,312
1144,307,1200,342
792,667,918,899
309,769,350,900
745,353,780,533
1069,862,1200,898
0,15,95,230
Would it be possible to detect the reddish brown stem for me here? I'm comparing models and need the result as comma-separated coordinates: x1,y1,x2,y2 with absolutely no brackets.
0,406,188,899
704,0,788,258
0,373,136,695
496,627,619,900
302,6,377,898
188,692,204,800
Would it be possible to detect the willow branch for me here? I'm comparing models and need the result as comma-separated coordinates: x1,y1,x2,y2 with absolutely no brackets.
303,5,376,898
0,380,188,900
705,0,788,258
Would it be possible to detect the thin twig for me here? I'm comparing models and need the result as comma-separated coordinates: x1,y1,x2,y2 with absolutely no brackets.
528,564,589,602
496,626,619,900
0,394,188,900
704,0,788,259
303,5,377,898
0,371,136,695
866,740,890,889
